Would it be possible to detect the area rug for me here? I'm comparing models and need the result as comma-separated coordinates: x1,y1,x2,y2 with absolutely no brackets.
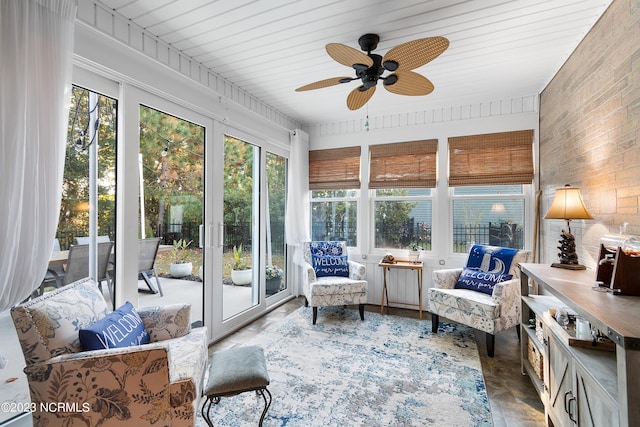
197,306,492,427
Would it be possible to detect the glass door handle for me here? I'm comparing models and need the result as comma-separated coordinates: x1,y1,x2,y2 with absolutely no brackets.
218,223,225,248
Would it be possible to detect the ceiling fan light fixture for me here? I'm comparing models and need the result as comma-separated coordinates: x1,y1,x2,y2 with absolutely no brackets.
297,33,449,110
383,74,398,86
383,60,399,71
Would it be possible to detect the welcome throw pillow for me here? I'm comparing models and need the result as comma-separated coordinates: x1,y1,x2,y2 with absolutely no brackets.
466,244,518,274
455,268,513,295
79,302,150,351
312,255,349,277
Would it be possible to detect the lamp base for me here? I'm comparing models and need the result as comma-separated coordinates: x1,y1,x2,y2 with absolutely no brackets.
551,263,587,270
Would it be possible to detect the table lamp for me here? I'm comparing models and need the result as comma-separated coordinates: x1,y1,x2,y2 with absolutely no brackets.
544,184,593,270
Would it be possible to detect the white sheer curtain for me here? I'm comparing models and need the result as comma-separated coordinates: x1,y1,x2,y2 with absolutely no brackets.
285,129,310,296
0,0,77,311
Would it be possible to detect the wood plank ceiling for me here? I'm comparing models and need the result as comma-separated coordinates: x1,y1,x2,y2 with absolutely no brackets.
95,0,613,126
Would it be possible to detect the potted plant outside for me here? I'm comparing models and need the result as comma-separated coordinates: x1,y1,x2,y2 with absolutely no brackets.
231,244,252,285
265,265,283,295
170,239,193,278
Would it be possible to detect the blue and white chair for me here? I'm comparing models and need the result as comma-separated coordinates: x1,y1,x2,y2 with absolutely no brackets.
428,245,531,357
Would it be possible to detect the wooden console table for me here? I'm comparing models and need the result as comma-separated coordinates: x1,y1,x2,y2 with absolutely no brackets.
379,260,423,319
519,263,640,427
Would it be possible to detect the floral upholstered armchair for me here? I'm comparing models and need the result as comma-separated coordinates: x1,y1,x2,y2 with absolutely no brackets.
299,241,368,324
10,278,208,426
428,245,531,357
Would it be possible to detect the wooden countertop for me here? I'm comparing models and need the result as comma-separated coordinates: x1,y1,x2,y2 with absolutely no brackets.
520,263,640,349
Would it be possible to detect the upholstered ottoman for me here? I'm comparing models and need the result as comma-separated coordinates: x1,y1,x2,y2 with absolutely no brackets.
201,345,271,426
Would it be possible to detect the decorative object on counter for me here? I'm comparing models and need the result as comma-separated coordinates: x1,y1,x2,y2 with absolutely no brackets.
622,236,640,256
595,234,640,296
381,253,396,264
408,245,422,263
544,184,593,270
555,307,569,329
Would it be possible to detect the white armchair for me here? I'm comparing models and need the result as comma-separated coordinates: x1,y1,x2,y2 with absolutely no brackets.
299,241,368,324
428,246,531,357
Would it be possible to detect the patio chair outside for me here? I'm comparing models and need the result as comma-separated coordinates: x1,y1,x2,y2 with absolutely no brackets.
63,242,115,302
139,237,163,296
36,239,64,296
76,235,115,277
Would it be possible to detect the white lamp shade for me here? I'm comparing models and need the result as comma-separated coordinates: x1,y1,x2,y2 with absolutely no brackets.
544,185,593,220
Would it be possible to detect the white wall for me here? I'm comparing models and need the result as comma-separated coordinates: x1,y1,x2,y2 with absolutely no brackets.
307,97,540,311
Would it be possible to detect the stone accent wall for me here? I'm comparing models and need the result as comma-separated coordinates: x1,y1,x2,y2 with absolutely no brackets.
539,0,640,268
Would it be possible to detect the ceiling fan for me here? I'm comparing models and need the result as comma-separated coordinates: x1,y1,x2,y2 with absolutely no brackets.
295,33,449,110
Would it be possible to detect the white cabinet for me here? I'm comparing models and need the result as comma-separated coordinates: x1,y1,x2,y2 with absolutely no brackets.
520,264,637,427
574,362,619,427
547,332,575,426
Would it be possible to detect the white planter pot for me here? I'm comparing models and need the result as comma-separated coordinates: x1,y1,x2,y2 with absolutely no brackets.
231,268,252,285
170,262,193,278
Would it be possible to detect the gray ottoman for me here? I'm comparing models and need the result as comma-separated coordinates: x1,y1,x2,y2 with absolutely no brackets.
201,345,271,426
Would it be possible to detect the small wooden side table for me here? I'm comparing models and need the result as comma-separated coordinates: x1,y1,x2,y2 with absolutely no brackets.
379,260,424,319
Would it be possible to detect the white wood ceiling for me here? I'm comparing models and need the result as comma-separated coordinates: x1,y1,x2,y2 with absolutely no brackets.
95,0,613,126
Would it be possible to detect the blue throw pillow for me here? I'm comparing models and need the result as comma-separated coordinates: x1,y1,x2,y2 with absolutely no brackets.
309,241,344,257
312,255,349,277
466,244,518,274
79,302,150,351
454,268,513,295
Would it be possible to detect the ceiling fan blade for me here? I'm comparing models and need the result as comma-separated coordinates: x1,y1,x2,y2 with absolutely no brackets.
326,43,374,68
295,77,354,91
382,36,449,71
346,85,376,110
384,71,434,96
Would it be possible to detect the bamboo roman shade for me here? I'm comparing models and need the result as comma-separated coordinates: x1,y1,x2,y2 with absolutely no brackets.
309,146,361,190
369,140,438,188
448,130,534,186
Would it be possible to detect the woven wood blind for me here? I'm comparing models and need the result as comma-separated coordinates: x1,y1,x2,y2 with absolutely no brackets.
309,146,361,190
369,140,438,189
448,130,534,186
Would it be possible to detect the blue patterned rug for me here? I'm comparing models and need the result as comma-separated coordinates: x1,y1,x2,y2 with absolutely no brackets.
198,306,492,426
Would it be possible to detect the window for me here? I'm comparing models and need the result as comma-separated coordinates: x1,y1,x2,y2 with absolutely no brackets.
451,185,526,252
448,130,533,253
57,85,117,250
311,190,358,246
373,189,432,250
309,147,361,246
369,140,437,250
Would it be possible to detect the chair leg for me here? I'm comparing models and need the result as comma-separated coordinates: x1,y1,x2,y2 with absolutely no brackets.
431,313,439,333
141,271,158,294
516,324,521,341
486,333,495,357
358,304,365,321
201,397,215,427
312,307,318,325
152,269,163,297
257,387,272,427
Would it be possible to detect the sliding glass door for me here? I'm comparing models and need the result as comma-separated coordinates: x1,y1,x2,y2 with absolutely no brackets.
222,134,259,320
136,99,207,327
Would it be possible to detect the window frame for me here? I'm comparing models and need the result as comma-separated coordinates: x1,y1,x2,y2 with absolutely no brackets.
370,188,434,255
449,184,531,254
309,189,360,248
